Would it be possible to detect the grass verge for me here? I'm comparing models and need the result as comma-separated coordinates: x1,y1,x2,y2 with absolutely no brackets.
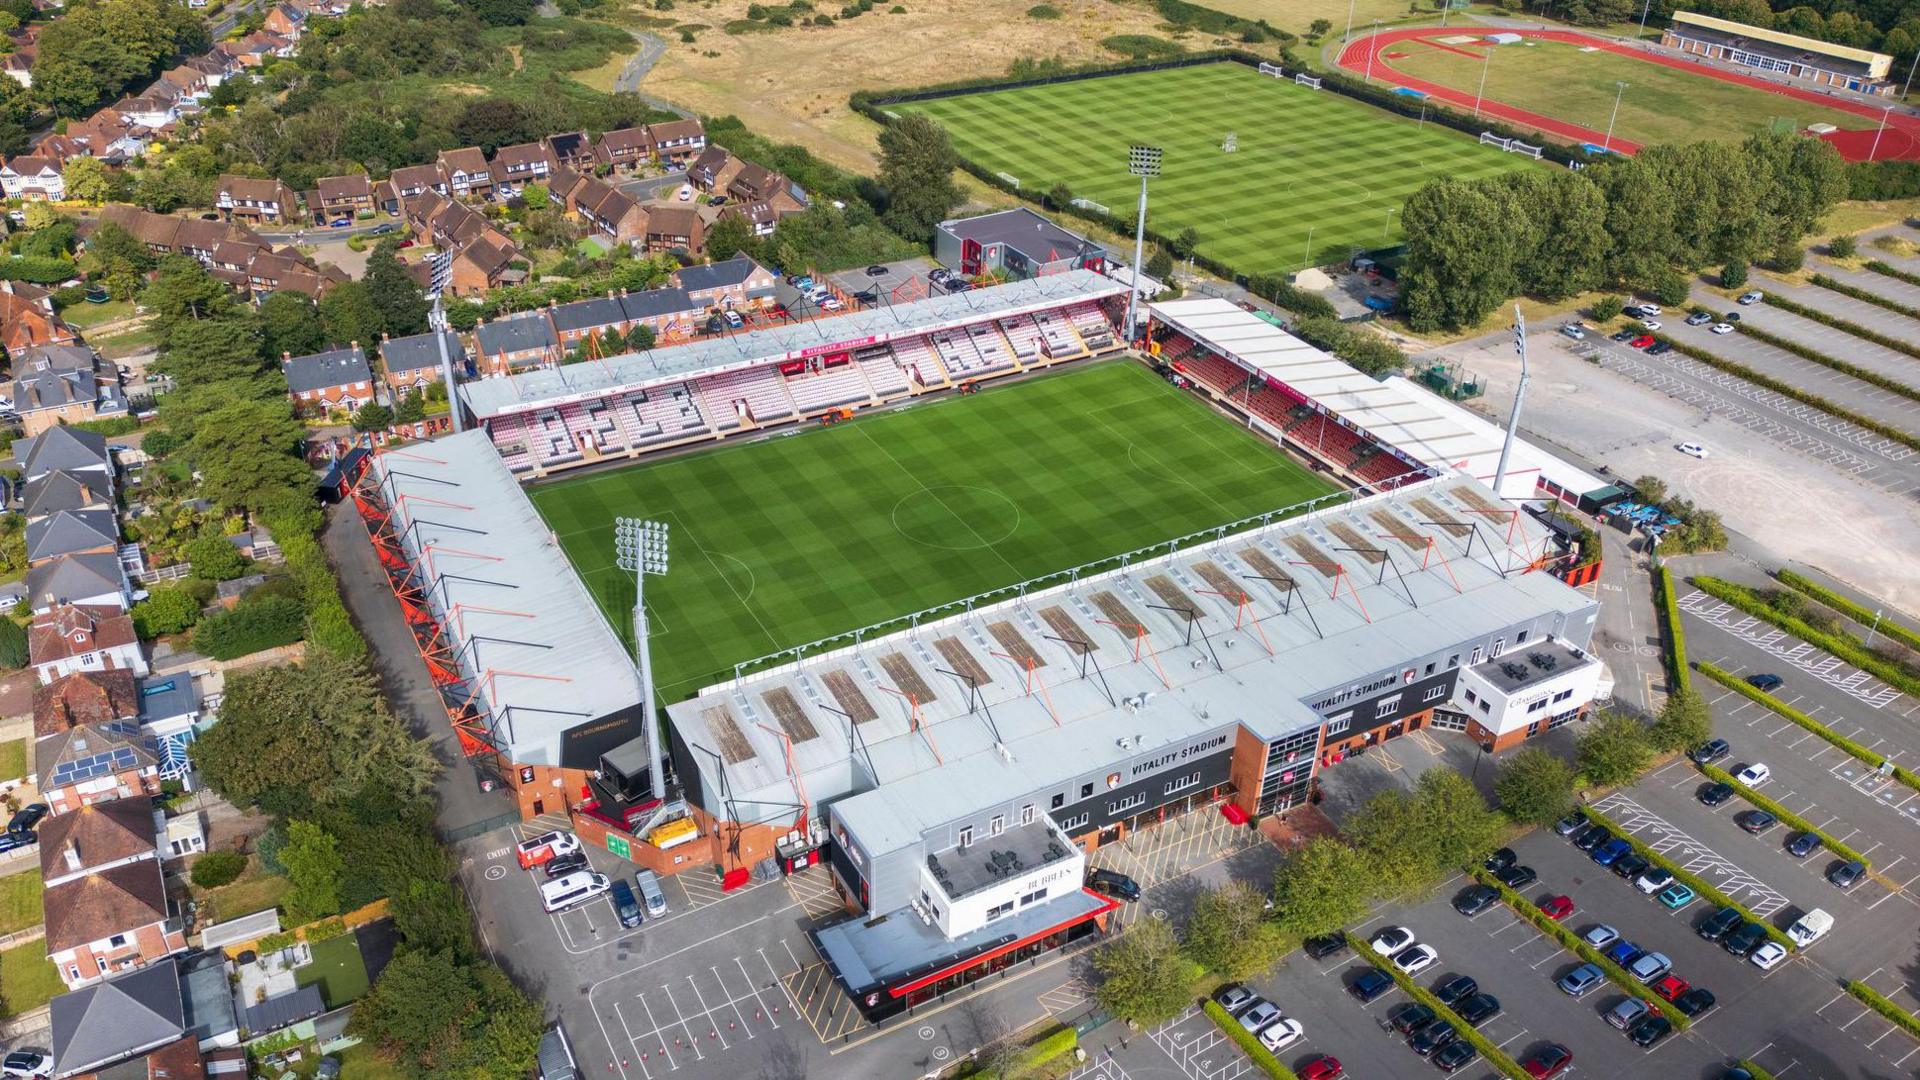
1865,259,1920,288
0,875,42,937
1578,805,1796,952
1758,290,1920,367
1345,934,1530,1079
1692,576,1920,701
1649,331,1920,453
1737,1062,1782,1080
1847,982,1920,1040
0,738,25,781
1201,1000,1300,1080
1654,565,1689,694
1810,272,1920,321
1693,760,1870,867
0,940,63,1017
1772,569,1920,655
1469,869,1687,1029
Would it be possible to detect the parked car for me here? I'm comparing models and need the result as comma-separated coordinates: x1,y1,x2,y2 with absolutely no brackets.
1628,1014,1673,1047
1630,334,1656,349
677,185,694,201
1697,906,1743,942
1237,999,1281,1034
1349,969,1394,1002
1558,963,1604,997
1712,322,1735,335
1629,951,1673,983
1749,941,1788,970
1538,895,1575,921
865,264,888,276
1409,1020,1459,1057
1393,944,1439,977
1637,303,1664,316
1657,883,1697,909
1722,921,1768,957
1433,1040,1477,1073
1305,934,1349,960
1583,924,1619,949
2,1052,48,1079
1735,762,1773,786
1434,975,1478,1007
1746,673,1783,692
1677,441,1709,458
1087,868,1140,901
1685,311,1713,326
1522,1044,1572,1079
1213,985,1256,1015
1604,997,1649,1030
1559,324,1587,340
1689,738,1732,765
1786,831,1822,858
1572,824,1610,851
608,879,643,929
1723,311,1741,322
1698,782,1736,807
1484,847,1517,873
1738,291,1763,305
544,850,590,878
1258,1017,1303,1053
0,832,33,855
1675,988,1717,1017
1392,1003,1438,1035
1737,810,1778,834
1609,329,1636,343
1603,939,1644,967
1591,837,1632,867
1828,859,1867,889
1453,884,1499,917
1640,319,1663,332
1496,865,1538,889
1299,1056,1343,1080
1610,853,1650,881
1369,926,1415,954
371,223,397,235
5,804,47,835
1652,975,1690,1002
1647,341,1674,355
1554,811,1587,836
516,831,581,869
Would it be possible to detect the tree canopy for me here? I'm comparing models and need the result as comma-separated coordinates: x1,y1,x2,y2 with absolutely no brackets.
876,115,961,242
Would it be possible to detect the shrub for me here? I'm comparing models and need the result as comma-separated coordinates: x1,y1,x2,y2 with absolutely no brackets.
256,931,299,954
1774,570,1920,655
1809,272,1920,320
1866,259,1920,288
1827,234,1857,258
1201,1000,1300,1080
1768,241,1803,272
131,587,203,639
1101,34,1185,59
1574,710,1652,787
1653,269,1690,307
1654,565,1688,694
186,536,248,582
1652,332,1920,453
1693,576,1920,702
1026,3,1060,15
1590,295,1624,321
1720,260,1747,289
190,596,306,660
190,850,247,889
1848,983,1920,1040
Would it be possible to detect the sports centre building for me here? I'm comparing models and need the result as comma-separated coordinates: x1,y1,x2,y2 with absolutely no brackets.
349,279,1608,1019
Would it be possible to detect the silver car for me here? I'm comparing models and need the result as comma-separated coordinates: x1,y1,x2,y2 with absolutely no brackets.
1558,963,1604,997
1606,997,1649,1030
1629,951,1673,983
1238,999,1282,1034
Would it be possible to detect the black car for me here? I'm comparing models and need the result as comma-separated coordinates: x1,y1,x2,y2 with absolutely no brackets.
1786,831,1822,858
0,833,35,854
371,222,398,235
1349,968,1394,1002
1674,987,1717,1017
1722,921,1768,957
1392,1002,1437,1034
1495,865,1538,890
1746,673,1783,692
1611,853,1651,880
1457,993,1501,1027
865,264,888,276
544,851,589,878
1696,905,1743,942
851,289,879,304
1554,811,1587,836
1647,342,1674,356
1628,1014,1673,1047
1452,884,1499,917
1737,809,1778,834
1609,329,1636,342
1484,847,1517,873
1409,1020,1460,1057
1305,934,1349,960
1698,782,1736,807
1689,739,1732,765
5,803,47,835
1433,975,1478,1007
1573,824,1610,851
1433,1040,1477,1073
1828,859,1867,889
1088,868,1141,901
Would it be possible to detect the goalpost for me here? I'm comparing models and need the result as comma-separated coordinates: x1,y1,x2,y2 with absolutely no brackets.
1478,131,1514,151
1258,61,1285,78
1508,140,1544,160
1294,73,1322,89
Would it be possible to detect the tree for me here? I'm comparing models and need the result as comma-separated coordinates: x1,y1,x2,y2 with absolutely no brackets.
366,240,429,337
1828,234,1857,258
521,182,550,210
1145,247,1173,280
1400,177,1527,331
0,617,24,669
876,114,961,242
1653,267,1691,307
1172,227,1200,259
703,213,758,263
259,291,326,361
1494,747,1578,826
130,586,201,639
1411,767,1503,873
319,281,382,351
352,402,394,432
1649,687,1713,752
84,222,156,277
1308,16,1332,35
1183,881,1287,979
452,97,532,155
62,156,112,204
1632,474,1668,505
1046,181,1071,209
282,820,345,923
1590,295,1625,321
1092,917,1191,1025
1768,240,1803,271
347,950,481,1065
143,256,235,334
1721,260,1748,289
626,323,656,352
185,535,247,581
189,397,312,513
1575,710,1654,786
394,392,426,425
189,850,246,888
159,317,270,389
1269,837,1372,937
461,0,538,26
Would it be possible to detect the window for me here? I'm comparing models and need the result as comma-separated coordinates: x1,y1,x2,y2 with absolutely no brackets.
1517,629,1530,644
1424,662,1435,676
1470,646,1484,664
1060,812,1089,831
108,934,126,948
1164,771,1201,796
1478,699,1490,714
1553,688,1574,703
1464,689,1478,705
1050,792,1064,810
1109,792,1147,816
1527,698,1549,713
1422,685,1447,703
1020,888,1048,907
990,815,1004,836
957,826,973,848
986,900,1015,922
1080,782,1094,798
1448,654,1460,668
1021,804,1036,826
1491,638,1506,658
1325,712,1351,737
1375,694,1402,719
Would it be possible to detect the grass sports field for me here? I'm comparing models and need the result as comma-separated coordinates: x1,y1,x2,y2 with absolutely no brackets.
1381,38,1868,147
897,63,1529,276
529,361,1337,700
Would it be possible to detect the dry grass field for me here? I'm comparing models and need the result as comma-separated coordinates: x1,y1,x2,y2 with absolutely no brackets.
615,0,1187,169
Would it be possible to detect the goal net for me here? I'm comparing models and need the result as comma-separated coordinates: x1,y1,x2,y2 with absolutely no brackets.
1478,132,1514,151
1258,62,1285,78
1294,73,1323,89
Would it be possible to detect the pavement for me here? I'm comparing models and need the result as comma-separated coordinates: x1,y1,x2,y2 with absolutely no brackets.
617,171,689,204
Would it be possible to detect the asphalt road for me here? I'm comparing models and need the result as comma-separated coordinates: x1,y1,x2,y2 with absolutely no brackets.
1754,277,1920,356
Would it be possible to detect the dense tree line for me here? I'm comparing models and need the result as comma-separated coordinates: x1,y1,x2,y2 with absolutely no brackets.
30,0,207,117
1401,134,1847,331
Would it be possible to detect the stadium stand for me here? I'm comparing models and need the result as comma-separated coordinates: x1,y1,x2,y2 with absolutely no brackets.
892,336,949,387
855,345,910,396
783,358,872,411
700,364,799,424
998,315,1045,362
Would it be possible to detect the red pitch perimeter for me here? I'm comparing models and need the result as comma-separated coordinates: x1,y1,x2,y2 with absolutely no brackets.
1334,27,1920,161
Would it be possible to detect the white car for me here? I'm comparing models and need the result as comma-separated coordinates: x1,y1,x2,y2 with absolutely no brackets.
1392,943,1439,976
1750,941,1788,970
1369,926,1414,954
1677,442,1709,459
1738,291,1763,305
1735,762,1772,786
1559,324,1587,340
1637,303,1664,317
1711,322,1735,335
1640,319,1663,332
676,185,694,201
1258,1017,1304,1053
1635,867,1673,894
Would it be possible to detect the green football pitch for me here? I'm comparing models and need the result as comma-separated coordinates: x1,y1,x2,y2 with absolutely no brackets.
529,361,1338,701
898,63,1531,278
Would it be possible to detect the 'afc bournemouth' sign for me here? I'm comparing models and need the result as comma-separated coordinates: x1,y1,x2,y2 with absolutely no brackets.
1129,733,1230,779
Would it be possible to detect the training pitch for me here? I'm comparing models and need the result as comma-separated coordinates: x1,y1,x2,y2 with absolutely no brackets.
897,62,1530,276
529,361,1338,700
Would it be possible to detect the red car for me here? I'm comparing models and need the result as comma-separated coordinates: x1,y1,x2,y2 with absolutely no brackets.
1299,1056,1343,1080
1538,894,1575,921
1522,1044,1571,1079
1653,974,1691,1002
1631,334,1656,349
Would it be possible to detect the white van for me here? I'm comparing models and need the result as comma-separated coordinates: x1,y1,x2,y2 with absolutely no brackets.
1787,908,1832,947
541,872,611,913
633,869,668,918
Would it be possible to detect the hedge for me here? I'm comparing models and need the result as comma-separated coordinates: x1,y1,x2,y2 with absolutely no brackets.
1647,332,1920,454
265,511,367,661
1578,805,1796,952
1693,761,1871,868
1696,662,1920,795
1201,1000,1300,1080
190,596,305,661
1737,1062,1782,1080
1809,273,1920,322
1468,869,1687,1029
189,850,246,889
1345,935,1530,1080
1773,569,1920,655
1758,291,1920,367
1654,565,1689,694
1848,982,1920,1041
1865,259,1920,289
952,1022,1080,1079
1692,576,1920,703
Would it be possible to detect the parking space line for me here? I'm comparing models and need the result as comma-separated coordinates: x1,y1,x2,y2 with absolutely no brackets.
634,992,680,1070
734,956,780,1030
612,1000,656,1079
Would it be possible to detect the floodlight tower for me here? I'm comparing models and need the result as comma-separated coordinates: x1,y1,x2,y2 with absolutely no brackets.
1493,305,1528,496
1123,144,1162,344
431,294,463,434
614,518,670,802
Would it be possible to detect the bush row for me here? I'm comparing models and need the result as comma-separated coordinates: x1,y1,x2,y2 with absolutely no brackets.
190,596,305,661
1758,291,1920,368
1692,576,1920,703
1809,273,1920,322
1694,761,1871,868
1654,565,1689,694
1652,331,1920,453
1345,935,1530,1080
1738,1062,1782,1080
1865,259,1920,289
1579,805,1796,952
1200,1000,1301,1080
952,1022,1081,1079
1848,982,1920,1041
1696,663,1920,795
265,507,367,661
1773,569,1920,656
1468,869,1688,1030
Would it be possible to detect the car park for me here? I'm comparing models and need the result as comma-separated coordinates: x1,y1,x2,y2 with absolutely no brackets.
1258,1017,1303,1052
1828,860,1866,890
1522,1044,1572,1079
1485,847,1517,873
1350,969,1394,1002
1434,975,1478,1006
1697,906,1742,942
1736,810,1777,834
1657,883,1696,908
1723,921,1767,957
1497,865,1538,889
1558,963,1604,997
1539,895,1574,921
1750,942,1788,970
1299,1057,1343,1080
1305,934,1348,960
1698,782,1735,807
1605,998,1649,1030
1629,951,1673,983
1583,924,1619,949
1745,673,1783,691
1409,1019,1459,1057
1433,1040,1477,1073
1393,1003,1438,1034
1370,926,1415,953
1738,291,1763,304
1591,837,1632,867
1453,884,1499,916
1238,1000,1281,1033
1393,944,1439,976
1628,1014,1673,1047
1214,985,1256,1014
1734,762,1772,786
1677,441,1708,458
1685,311,1713,326
1554,812,1587,836
1457,993,1500,1026
1652,975,1689,1002
1674,988,1716,1016
1689,739,1731,765
1786,831,1821,858
1610,853,1650,880
1604,939,1644,967
1088,868,1140,901
1711,322,1735,334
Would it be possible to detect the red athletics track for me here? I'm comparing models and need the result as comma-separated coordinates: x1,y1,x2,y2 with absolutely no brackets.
1334,27,1920,161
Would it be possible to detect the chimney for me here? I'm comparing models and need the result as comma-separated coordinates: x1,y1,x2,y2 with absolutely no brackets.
381,331,391,343
282,351,291,361
62,842,81,874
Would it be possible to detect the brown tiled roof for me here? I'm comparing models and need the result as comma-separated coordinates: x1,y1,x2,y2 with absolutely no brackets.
491,142,550,171
3,155,59,176
43,859,168,952
597,126,651,155
315,174,372,201
389,163,445,192
456,236,516,278
648,118,704,144
33,670,139,736
38,795,156,880
28,604,137,666
647,206,702,237
218,175,290,203
437,146,488,177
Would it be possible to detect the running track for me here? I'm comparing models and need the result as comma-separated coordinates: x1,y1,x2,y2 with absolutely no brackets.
1335,27,1920,161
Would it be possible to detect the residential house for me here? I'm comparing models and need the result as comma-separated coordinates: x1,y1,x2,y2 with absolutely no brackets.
313,173,384,221
11,342,130,435
111,96,179,132
719,199,783,239
473,312,560,373
646,118,706,166
442,235,521,297
13,426,110,486
727,160,804,212
551,167,647,245
687,146,742,193
542,130,595,172
0,279,79,354
261,1,307,39
548,294,630,351
215,175,300,224
34,670,161,816
26,552,130,613
40,795,162,888
23,470,113,523
137,675,202,782
246,249,345,300
389,162,447,201
49,962,187,1077
1,155,65,201
619,286,701,339
379,330,464,395
2,53,30,88
25,509,119,566
29,605,147,684
672,256,777,310
642,206,704,256
283,345,375,413
437,147,493,201
44,855,184,989
216,29,297,67
489,141,554,196
594,125,653,173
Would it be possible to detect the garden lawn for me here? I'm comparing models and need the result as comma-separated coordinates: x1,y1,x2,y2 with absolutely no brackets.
899,62,1530,277
0,874,41,937
295,932,371,1007
0,940,62,1017
530,360,1337,699
0,738,25,781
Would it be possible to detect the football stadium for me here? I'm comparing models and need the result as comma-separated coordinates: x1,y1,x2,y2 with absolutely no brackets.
349,277,1616,1020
